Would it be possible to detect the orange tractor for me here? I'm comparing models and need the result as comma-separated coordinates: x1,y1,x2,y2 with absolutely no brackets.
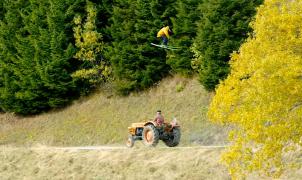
126,118,181,147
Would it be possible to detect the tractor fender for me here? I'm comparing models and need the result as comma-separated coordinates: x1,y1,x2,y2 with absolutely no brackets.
144,121,157,127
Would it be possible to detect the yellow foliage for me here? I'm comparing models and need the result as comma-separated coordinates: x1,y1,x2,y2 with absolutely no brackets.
72,1,111,83
190,43,203,72
73,2,102,62
208,0,302,178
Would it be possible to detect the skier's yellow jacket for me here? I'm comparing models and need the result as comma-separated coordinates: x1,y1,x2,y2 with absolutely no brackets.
157,26,170,38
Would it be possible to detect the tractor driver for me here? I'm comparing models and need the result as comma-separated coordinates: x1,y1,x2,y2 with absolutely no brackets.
154,110,165,126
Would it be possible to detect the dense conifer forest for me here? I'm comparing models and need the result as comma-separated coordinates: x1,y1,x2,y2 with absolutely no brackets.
0,0,261,114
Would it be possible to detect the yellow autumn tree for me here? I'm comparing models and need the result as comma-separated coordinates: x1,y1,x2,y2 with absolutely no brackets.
72,1,111,85
208,0,302,178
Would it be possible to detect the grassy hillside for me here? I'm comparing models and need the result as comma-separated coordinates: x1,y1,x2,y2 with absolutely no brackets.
0,76,228,146
1,76,301,179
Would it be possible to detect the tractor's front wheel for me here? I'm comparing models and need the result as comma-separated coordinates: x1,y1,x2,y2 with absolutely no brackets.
126,135,135,148
142,125,159,147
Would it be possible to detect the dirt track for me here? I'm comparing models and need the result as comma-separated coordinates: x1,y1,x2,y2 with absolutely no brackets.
1,144,228,151
24,145,228,151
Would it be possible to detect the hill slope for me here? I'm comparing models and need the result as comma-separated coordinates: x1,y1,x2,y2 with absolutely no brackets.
1,76,301,179
0,76,228,146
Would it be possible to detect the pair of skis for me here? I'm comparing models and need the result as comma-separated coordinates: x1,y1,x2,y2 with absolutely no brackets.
150,43,180,50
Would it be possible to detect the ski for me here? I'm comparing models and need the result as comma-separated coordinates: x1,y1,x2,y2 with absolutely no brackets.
150,43,180,50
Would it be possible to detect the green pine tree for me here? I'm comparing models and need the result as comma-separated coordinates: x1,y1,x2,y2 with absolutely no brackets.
150,0,176,26
191,0,263,91
108,0,174,95
0,0,80,114
0,1,4,21
167,0,201,75
95,0,113,43
0,0,30,113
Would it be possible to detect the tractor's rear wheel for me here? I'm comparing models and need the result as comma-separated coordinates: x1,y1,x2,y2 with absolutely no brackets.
126,135,135,148
163,127,181,147
142,125,159,147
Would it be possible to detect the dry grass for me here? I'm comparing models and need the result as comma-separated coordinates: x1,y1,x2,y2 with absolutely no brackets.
0,146,301,180
0,146,229,180
0,76,228,146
